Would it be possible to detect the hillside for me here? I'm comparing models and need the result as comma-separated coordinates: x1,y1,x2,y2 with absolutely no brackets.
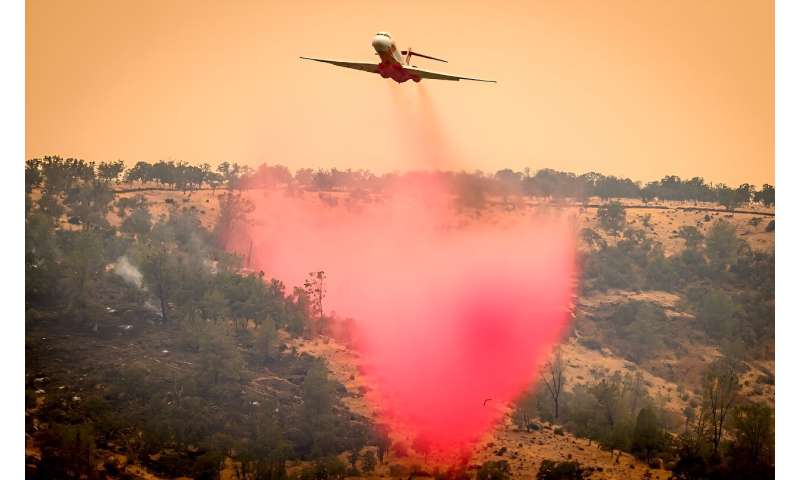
25,159,775,479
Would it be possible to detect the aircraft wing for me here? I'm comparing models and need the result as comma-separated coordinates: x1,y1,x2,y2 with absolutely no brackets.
299,57,379,74
403,66,496,83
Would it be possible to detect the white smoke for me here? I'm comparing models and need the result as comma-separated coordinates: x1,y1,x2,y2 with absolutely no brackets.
112,256,144,289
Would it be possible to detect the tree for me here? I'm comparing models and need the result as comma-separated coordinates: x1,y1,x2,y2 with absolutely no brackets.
304,271,327,335
734,183,754,206
97,160,125,183
125,161,154,184
217,161,242,189
580,228,606,251
255,317,279,362
542,348,566,420
631,407,663,463
588,373,627,444
596,202,626,235
213,192,254,249
303,360,334,413
64,180,114,230
677,226,704,250
621,309,664,362
120,206,152,237
36,423,98,480
196,323,247,395
754,184,775,207
361,450,377,473
715,185,739,211
454,171,488,212
347,450,360,471
372,424,391,464
705,220,739,272
59,230,110,330
138,242,179,323
730,403,773,467
26,158,43,193
701,359,739,452
696,289,737,340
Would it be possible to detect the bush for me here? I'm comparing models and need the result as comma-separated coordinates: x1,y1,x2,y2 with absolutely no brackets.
389,464,408,477
536,459,589,480
192,451,224,480
579,337,602,351
477,460,511,480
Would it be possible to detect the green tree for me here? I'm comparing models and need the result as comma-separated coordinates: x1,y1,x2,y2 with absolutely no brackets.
677,226,704,250
596,202,626,235
64,180,114,230
59,231,110,330
138,242,179,323
631,407,663,463
303,360,334,413
730,403,773,467
696,289,738,340
705,220,739,272
97,160,125,183
621,310,664,362
255,318,279,362
25,158,43,193
120,206,152,237
196,323,247,396
580,228,606,250
754,184,775,207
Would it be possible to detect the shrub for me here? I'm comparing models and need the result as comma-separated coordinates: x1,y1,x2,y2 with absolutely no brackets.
389,464,408,477
536,459,589,480
579,337,602,351
477,460,511,480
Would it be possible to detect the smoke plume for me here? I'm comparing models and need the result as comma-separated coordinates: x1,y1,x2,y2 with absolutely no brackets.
112,256,144,289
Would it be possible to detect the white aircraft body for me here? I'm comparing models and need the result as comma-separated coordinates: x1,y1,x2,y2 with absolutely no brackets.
300,32,496,84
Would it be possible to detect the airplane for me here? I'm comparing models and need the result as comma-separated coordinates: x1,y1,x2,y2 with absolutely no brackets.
300,31,496,84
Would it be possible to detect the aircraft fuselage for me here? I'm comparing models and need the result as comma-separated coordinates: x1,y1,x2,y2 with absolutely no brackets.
371,32,421,83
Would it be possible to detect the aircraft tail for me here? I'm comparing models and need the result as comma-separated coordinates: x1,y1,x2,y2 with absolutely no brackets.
400,49,447,64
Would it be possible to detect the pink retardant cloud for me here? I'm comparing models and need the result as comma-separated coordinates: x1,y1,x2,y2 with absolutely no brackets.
228,176,576,461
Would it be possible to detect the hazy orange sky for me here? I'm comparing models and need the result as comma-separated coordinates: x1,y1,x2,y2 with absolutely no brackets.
26,0,773,186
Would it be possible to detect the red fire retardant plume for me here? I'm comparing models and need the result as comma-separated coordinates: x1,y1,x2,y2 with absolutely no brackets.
229,176,576,460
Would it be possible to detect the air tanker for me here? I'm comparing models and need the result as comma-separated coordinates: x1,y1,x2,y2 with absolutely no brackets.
301,32,496,84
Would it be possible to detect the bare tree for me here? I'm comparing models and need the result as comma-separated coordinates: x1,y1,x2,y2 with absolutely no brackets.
542,347,566,420
702,359,740,452
304,271,327,334
624,371,646,416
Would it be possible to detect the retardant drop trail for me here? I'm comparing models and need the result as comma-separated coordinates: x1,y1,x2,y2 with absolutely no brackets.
227,176,577,462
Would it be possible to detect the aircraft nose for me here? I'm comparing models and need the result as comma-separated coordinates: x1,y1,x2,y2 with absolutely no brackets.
372,35,391,52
